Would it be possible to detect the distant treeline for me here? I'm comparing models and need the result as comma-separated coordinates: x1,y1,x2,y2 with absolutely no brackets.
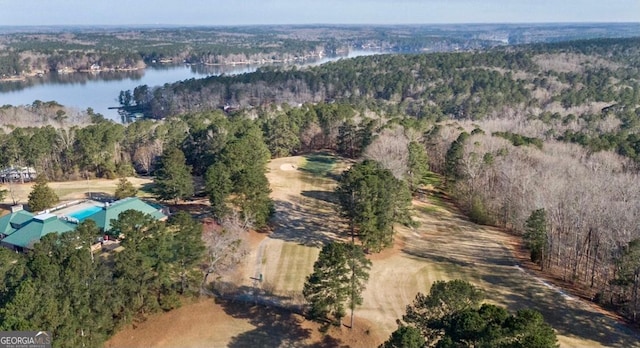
3,23,639,78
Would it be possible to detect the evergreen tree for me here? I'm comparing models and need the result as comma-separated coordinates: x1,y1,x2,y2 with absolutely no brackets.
393,280,557,348
168,212,206,295
205,162,232,219
432,304,558,348
336,160,413,252
337,120,359,158
524,208,548,268
114,177,137,199
303,242,371,326
404,280,484,340
444,132,469,183
611,239,640,322
27,175,59,212
407,141,429,192
155,147,194,203
380,326,426,348
210,123,273,227
263,114,300,158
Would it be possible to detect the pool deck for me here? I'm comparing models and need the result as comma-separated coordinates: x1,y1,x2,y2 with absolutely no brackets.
53,200,104,219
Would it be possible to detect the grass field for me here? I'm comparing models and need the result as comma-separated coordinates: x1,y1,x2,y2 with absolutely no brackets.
0,176,153,206
106,154,640,348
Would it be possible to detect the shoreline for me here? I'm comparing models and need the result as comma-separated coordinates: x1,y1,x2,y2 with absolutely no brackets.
0,67,145,83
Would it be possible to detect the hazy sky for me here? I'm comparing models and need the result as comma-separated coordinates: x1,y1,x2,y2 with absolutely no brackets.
0,0,638,26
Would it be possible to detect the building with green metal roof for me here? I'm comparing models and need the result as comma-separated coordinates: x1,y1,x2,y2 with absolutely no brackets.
1,212,75,250
0,198,167,252
0,206,34,239
82,197,167,232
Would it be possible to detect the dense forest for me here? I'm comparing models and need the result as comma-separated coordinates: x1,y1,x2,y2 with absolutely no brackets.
2,36,640,339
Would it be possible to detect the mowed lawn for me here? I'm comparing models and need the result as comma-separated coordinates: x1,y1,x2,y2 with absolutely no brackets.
256,154,345,297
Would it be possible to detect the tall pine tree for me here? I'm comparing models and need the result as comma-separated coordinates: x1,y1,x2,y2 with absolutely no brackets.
155,147,194,203
303,242,371,326
336,160,413,252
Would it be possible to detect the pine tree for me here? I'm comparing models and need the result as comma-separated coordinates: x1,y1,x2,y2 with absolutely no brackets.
336,160,413,252
155,147,194,203
169,212,206,295
380,326,425,348
444,132,469,183
209,123,273,227
407,141,429,192
303,242,371,326
114,177,137,199
524,208,548,268
205,162,232,219
27,176,59,212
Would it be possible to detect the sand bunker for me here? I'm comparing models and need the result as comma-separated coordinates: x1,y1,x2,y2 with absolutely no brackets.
279,163,297,171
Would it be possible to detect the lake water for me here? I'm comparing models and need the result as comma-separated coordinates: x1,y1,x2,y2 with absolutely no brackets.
0,50,380,121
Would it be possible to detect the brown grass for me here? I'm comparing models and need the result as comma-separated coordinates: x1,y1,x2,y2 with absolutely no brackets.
106,298,383,348
0,177,152,206
105,155,640,348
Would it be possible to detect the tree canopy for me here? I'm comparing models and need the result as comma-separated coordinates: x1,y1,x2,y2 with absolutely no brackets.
205,122,273,227
336,159,413,252
388,280,558,348
154,147,194,203
524,208,548,268
303,242,371,326
114,177,137,200
27,176,59,212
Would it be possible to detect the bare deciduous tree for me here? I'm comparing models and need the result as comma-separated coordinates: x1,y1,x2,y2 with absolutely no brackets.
202,211,251,283
364,126,410,179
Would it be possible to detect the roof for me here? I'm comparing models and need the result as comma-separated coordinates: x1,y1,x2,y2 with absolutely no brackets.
1,217,75,248
0,197,166,250
84,197,166,232
0,210,35,236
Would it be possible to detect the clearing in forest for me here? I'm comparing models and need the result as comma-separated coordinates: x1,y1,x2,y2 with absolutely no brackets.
107,154,640,348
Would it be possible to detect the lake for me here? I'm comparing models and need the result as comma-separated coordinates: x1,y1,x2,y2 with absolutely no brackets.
0,50,380,122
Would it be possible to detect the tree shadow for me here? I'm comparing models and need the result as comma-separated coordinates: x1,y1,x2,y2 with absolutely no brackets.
270,200,345,247
85,191,113,202
163,200,211,217
307,335,349,348
215,292,324,348
298,153,337,177
301,190,339,205
139,182,156,195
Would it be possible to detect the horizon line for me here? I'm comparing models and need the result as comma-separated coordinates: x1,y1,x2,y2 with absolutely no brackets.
1,21,639,28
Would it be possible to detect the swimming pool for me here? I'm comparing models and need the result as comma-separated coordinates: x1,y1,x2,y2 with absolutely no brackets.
68,206,102,221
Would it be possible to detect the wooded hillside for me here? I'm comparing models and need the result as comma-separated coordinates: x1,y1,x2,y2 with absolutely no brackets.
2,37,640,329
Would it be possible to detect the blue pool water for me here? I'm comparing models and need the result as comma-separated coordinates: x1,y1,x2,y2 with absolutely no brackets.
68,206,102,221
